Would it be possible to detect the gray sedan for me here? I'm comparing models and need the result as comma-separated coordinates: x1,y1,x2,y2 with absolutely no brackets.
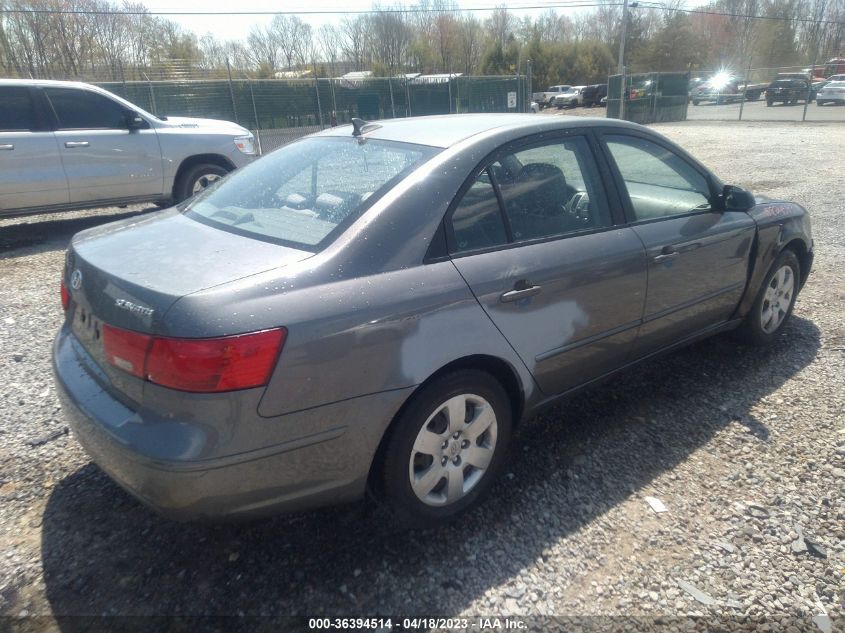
53,114,813,525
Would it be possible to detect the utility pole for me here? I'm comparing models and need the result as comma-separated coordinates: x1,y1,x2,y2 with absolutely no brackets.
617,0,630,120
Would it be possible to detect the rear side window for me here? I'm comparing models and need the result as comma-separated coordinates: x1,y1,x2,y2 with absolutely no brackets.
497,137,611,241
0,87,35,131
45,88,128,130
451,170,508,252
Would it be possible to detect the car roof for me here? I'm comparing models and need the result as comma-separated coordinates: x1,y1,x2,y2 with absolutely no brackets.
0,78,96,89
314,113,639,148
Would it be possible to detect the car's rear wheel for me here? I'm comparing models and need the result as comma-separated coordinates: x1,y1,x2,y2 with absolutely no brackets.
175,163,229,202
381,370,512,527
766,99,773,106
737,249,800,345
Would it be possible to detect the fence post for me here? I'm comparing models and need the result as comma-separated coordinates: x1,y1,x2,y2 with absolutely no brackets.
619,66,626,120
315,70,324,129
448,74,453,114
142,71,157,116
388,77,396,118
226,59,239,123
802,50,817,122
248,77,262,155
406,78,412,117
527,59,532,111
739,57,753,121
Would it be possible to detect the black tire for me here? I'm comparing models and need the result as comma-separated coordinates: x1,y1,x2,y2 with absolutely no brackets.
817,100,825,106
381,370,513,527
737,249,801,346
692,99,700,106
766,99,773,107
174,163,229,202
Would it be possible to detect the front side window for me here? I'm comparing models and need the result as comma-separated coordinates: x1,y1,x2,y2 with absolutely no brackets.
187,137,439,249
45,88,128,130
605,135,712,221
0,87,35,131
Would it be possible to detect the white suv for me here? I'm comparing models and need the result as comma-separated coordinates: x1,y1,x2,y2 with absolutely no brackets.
0,79,257,218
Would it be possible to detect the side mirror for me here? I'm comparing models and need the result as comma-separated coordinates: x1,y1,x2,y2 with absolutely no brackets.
722,184,755,212
125,112,147,130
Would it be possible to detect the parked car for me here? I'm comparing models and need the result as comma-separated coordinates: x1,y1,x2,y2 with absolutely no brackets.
0,79,256,218
54,114,813,525
531,85,572,109
816,81,845,105
580,84,608,107
826,74,845,82
553,86,584,108
690,75,766,105
766,78,813,105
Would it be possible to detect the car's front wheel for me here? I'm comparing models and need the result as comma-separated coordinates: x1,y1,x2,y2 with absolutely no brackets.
175,163,229,202
738,249,800,345
381,370,512,526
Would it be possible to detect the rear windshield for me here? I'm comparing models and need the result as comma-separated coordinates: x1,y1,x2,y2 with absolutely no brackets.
185,136,440,250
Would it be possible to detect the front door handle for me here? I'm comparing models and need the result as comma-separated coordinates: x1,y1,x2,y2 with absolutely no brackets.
0,144,14,151
64,141,90,148
500,280,542,303
652,245,679,264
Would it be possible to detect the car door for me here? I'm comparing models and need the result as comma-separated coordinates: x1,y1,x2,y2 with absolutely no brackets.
448,132,648,396
599,131,755,356
0,85,69,213
43,86,163,204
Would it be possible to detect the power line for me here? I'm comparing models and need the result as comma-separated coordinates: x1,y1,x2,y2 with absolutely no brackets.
0,0,841,25
635,2,845,26
0,2,620,16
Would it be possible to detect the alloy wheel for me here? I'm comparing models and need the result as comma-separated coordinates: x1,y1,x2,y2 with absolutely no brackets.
192,173,222,194
760,265,795,334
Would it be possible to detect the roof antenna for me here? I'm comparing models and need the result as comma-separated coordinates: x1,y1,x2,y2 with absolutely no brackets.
351,118,367,136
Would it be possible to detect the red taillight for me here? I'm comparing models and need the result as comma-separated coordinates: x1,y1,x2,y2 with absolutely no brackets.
101,325,285,393
102,324,152,378
61,280,70,311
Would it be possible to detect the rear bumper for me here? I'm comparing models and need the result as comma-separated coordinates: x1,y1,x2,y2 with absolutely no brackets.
52,326,413,520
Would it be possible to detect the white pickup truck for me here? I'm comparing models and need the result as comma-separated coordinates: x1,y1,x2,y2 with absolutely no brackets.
0,79,257,218
531,85,572,110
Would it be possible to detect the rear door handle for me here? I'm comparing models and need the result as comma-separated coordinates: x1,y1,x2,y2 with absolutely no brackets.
500,280,542,303
652,245,679,263
64,141,89,148
0,144,14,151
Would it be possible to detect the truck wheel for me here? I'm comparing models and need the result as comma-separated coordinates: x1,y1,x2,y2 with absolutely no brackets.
817,100,825,106
766,99,773,107
175,163,229,202
692,99,700,106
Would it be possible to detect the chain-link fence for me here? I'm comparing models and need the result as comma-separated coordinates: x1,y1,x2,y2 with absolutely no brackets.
607,72,689,124
684,62,845,123
4,61,529,153
94,74,528,153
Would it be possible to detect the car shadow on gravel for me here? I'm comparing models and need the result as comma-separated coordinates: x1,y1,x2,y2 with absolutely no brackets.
0,208,156,257
39,316,821,620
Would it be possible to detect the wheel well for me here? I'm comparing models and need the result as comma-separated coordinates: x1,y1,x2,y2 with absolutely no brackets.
171,154,236,198
365,355,525,495
783,239,810,286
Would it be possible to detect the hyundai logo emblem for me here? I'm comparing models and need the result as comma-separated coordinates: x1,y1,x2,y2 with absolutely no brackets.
70,270,83,290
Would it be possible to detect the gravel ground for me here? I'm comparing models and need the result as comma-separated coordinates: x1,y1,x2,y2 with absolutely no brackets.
0,122,843,632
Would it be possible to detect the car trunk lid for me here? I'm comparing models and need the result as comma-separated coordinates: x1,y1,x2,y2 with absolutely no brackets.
63,209,311,395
